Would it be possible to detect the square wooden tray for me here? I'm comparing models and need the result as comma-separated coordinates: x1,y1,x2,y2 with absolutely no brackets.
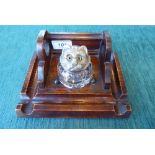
16,31,131,117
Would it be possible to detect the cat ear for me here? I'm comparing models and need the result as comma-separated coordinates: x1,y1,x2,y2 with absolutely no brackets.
62,45,71,55
79,46,88,54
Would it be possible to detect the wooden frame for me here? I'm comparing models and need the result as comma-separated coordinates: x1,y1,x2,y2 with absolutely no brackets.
16,31,131,118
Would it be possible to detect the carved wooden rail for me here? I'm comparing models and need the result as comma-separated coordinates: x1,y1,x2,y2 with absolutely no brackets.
36,30,51,88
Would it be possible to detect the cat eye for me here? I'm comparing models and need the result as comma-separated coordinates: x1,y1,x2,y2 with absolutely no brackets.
77,55,83,61
66,54,73,61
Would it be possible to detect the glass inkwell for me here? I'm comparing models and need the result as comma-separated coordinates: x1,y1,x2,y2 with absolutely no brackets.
57,45,93,88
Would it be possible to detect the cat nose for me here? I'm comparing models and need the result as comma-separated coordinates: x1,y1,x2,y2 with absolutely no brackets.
72,60,77,66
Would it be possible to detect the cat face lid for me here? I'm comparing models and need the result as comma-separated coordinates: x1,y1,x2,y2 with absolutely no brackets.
60,45,91,72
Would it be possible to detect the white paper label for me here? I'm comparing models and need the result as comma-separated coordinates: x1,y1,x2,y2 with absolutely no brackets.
52,40,72,49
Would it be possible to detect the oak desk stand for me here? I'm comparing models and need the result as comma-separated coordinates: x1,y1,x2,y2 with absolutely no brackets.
16,31,131,117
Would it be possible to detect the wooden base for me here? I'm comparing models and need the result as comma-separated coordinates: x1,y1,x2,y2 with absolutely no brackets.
16,103,131,118
16,32,131,118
